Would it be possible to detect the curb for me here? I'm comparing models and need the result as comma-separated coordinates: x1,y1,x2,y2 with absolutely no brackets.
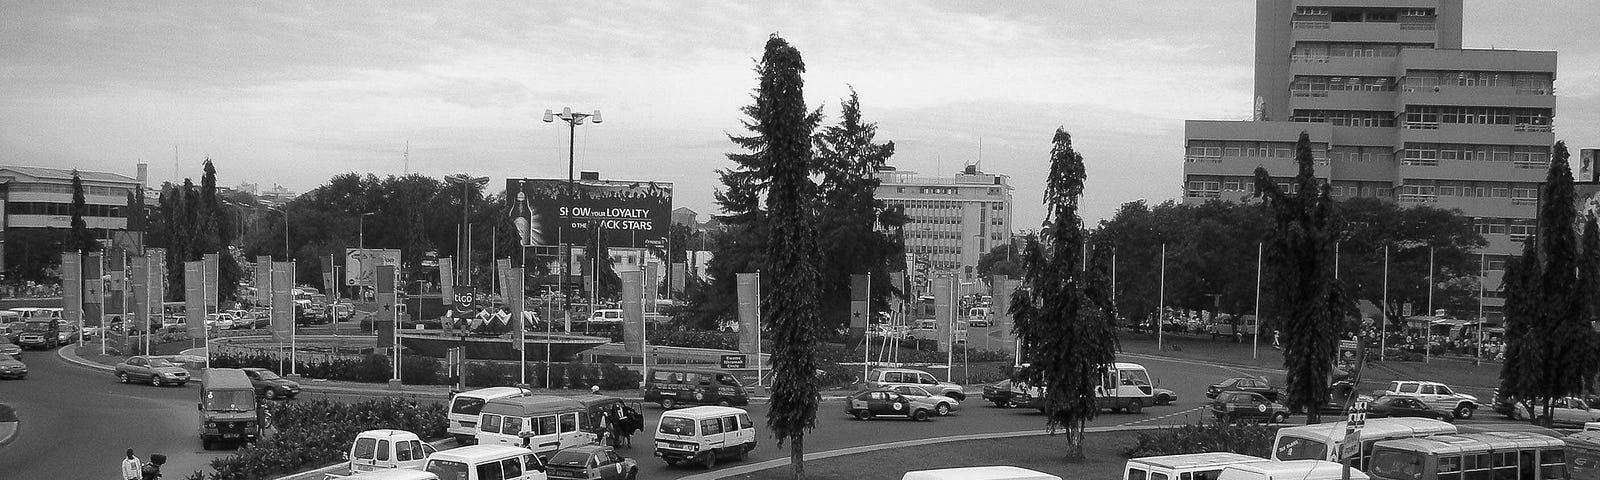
0,421,15,449
57,344,115,373
682,423,1176,480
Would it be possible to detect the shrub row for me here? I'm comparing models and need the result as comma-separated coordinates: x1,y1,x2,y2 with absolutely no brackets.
462,361,641,391
185,398,448,480
206,351,640,390
1121,423,1280,458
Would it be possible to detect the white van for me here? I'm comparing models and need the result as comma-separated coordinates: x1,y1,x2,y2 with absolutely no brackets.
1217,460,1367,480
448,386,533,444
345,429,437,474
340,471,440,480
475,396,595,456
1272,417,1455,471
654,405,757,469
1123,452,1267,480
903,466,1062,480
587,309,623,325
966,307,993,327
423,445,546,480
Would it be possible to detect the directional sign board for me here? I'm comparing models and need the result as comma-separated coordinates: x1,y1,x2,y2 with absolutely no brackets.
721,354,747,369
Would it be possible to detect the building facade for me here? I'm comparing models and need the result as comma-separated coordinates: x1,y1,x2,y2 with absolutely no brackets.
874,165,1014,293
0,165,146,273
1183,0,1557,321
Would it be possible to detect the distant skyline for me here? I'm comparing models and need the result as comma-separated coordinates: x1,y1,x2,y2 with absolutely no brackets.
3,1,1597,229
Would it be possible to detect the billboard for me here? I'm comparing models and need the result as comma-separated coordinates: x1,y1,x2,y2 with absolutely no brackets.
346,248,402,287
506,178,673,249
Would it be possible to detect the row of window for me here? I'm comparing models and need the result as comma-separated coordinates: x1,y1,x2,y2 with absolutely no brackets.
1403,71,1553,92
1328,147,1396,163
7,183,135,197
1292,75,1396,94
1472,217,1539,239
1400,144,1550,167
1396,180,1541,199
1405,106,1553,126
1186,141,1323,159
1292,42,1433,59
1294,7,1433,21
1292,109,1398,127
6,201,125,217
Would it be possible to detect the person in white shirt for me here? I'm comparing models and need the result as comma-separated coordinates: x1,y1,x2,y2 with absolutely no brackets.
121,448,141,480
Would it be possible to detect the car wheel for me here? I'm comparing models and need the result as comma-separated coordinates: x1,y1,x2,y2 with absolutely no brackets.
993,400,1009,408
118,372,129,383
1454,404,1474,420
661,398,676,409
151,376,161,387
664,458,680,467
737,445,750,461
1272,412,1289,423
913,409,930,421
265,389,279,400
936,403,951,416
703,452,717,469
627,468,637,480
1225,413,1238,425
1157,393,1172,405
854,410,872,421
202,439,213,450
1127,400,1144,414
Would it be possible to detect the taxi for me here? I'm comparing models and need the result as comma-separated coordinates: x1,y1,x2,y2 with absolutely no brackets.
845,388,939,421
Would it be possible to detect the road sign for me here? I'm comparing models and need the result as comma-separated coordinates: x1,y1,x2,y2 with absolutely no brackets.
721,354,747,369
1346,400,1369,435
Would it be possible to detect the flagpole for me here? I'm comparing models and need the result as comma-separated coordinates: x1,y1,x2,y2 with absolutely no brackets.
755,269,763,388
1425,247,1434,364
863,272,871,383
1253,242,1262,360
1157,243,1166,352
1380,244,1389,362
1476,252,1485,366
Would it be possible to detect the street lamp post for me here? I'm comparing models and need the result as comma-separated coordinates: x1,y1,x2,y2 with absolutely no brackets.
445,174,490,286
543,107,601,320
359,212,376,250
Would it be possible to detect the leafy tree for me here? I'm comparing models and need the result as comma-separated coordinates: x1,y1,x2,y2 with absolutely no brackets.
1092,200,1271,331
812,88,906,331
1332,198,1486,332
1253,132,1345,423
1010,128,1118,460
751,34,823,479
976,241,1024,280
68,170,98,253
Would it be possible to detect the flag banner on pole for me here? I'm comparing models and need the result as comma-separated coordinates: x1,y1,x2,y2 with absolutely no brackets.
996,277,1021,355
644,262,659,310
185,261,205,338
271,263,294,343
438,257,455,307
670,262,686,295
320,255,334,301
148,249,166,326
736,273,760,354
377,265,397,348
203,253,219,309
496,258,512,299
83,252,104,305
130,256,148,351
849,274,870,334
108,250,126,327
62,253,83,325
255,256,272,307
620,267,644,353
507,267,525,351
933,277,954,353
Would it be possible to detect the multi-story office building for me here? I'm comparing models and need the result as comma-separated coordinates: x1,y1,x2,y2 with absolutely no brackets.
874,165,1013,293
0,164,147,272
1183,0,1557,321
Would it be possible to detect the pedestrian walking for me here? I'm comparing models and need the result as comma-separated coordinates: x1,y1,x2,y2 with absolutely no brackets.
1272,329,1281,350
122,449,141,480
140,453,166,480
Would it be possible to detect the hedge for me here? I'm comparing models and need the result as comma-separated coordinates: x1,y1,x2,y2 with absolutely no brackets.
206,351,639,390
185,397,448,480
1121,423,1280,458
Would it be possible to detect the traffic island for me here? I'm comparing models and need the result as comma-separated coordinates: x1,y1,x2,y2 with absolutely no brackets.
0,403,17,449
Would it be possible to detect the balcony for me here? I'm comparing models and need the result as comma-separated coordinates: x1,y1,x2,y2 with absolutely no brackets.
1410,195,1537,219
1396,158,1546,183
1291,21,1439,44
1399,84,1556,110
1290,55,1397,77
1401,122,1552,147
1183,154,1331,179
1290,89,1396,111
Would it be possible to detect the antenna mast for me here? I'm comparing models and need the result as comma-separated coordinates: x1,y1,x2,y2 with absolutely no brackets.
404,140,410,175
173,145,179,182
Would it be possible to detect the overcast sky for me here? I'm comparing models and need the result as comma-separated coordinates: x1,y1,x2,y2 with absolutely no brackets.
3,1,1597,228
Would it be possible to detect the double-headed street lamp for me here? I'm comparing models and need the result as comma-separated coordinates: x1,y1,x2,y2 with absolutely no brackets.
358,212,376,250
542,107,602,311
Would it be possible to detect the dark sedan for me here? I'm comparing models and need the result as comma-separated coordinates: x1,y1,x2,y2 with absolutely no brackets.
982,380,1034,408
0,353,26,379
1207,376,1280,402
241,367,301,400
0,338,20,358
1367,395,1455,421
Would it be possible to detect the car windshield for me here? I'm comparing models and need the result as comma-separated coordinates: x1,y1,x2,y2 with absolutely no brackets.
251,370,281,380
450,396,487,416
22,321,50,332
1119,369,1151,386
547,450,591,467
426,459,469,480
658,417,696,436
148,358,176,367
1274,435,1328,461
1368,449,1425,480
203,390,257,411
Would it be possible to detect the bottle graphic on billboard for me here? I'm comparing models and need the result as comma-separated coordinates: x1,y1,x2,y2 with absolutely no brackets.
512,181,543,247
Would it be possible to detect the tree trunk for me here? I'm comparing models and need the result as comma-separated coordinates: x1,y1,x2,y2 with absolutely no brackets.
1064,421,1085,461
790,433,806,480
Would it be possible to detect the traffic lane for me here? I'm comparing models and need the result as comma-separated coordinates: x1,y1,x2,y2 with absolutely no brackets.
0,347,215,480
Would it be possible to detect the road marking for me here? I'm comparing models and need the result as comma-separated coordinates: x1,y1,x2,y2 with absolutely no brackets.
1117,406,1208,427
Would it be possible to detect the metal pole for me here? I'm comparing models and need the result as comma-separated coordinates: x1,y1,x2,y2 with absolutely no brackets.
1426,247,1434,364
864,272,871,383
1157,243,1166,352
1477,252,1485,366
291,260,298,376
1253,242,1262,360
756,269,763,388
1380,245,1389,362
947,277,955,383
565,121,576,329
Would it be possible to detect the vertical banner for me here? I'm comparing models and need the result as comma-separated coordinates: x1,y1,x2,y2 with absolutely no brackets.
736,273,760,354
203,253,219,310
644,262,659,310
889,271,907,323
377,265,397,349
184,261,204,338
62,253,83,329
129,256,148,352
255,256,272,307
933,277,954,353
496,258,512,301
148,249,166,326
849,274,870,336
108,250,126,311
83,252,104,345
271,263,294,343
994,276,1019,355
438,257,455,309
320,255,334,303
507,267,525,351
670,262,686,296
620,267,644,353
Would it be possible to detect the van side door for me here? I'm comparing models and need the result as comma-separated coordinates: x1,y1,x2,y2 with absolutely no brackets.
557,412,587,449
699,416,726,455
735,413,755,449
